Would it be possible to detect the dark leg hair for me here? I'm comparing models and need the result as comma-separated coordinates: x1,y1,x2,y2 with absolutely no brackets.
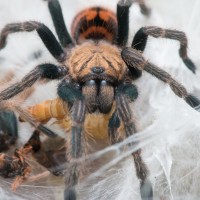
0,63,66,138
122,47,200,109
109,83,139,143
64,100,86,200
108,110,121,144
0,21,66,62
15,106,57,138
115,90,153,200
0,106,57,138
0,63,67,101
117,1,132,46
58,79,86,200
0,111,18,152
132,26,196,73
117,0,151,46
45,0,74,48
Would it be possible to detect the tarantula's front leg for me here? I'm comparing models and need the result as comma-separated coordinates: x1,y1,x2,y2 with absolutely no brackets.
132,26,196,73
109,83,139,143
58,79,86,200
0,63,67,101
114,88,153,200
122,47,200,109
0,21,65,62
64,100,86,199
0,64,67,137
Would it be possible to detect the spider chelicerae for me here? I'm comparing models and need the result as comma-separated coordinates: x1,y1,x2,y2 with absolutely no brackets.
0,0,200,200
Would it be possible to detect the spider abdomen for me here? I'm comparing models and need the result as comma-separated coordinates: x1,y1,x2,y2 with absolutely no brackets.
71,7,118,43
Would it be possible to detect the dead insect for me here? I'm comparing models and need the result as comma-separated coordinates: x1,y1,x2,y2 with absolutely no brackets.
0,146,32,191
0,0,199,200
0,129,66,190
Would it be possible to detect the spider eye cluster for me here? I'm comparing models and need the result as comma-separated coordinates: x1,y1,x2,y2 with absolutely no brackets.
91,66,105,74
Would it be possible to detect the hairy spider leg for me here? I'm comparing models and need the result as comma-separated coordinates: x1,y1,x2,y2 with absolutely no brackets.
117,1,143,78
0,64,67,101
136,0,151,16
132,26,196,73
117,0,150,46
117,0,133,46
57,79,86,200
122,47,200,108
0,21,65,62
108,83,153,200
45,0,74,47
0,63,67,137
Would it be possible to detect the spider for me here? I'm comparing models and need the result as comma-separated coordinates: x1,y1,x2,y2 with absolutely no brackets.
0,0,199,200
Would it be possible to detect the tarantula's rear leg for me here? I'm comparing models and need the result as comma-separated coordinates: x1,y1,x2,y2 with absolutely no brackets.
117,0,133,46
0,21,65,62
122,47,200,109
132,26,196,73
58,79,86,200
44,0,74,48
117,0,150,47
113,85,153,200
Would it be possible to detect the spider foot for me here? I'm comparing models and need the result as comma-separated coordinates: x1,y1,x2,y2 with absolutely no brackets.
140,180,153,200
64,187,76,200
139,1,151,16
182,58,196,74
185,94,200,109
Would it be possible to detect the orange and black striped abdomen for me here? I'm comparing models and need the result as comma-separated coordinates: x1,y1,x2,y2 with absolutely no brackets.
71,7,118,43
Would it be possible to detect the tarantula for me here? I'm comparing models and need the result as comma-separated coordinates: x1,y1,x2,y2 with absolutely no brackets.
0,0,199,199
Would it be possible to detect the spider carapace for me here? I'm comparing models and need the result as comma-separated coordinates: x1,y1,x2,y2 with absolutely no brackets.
0,0,199,200
29,6,130,141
